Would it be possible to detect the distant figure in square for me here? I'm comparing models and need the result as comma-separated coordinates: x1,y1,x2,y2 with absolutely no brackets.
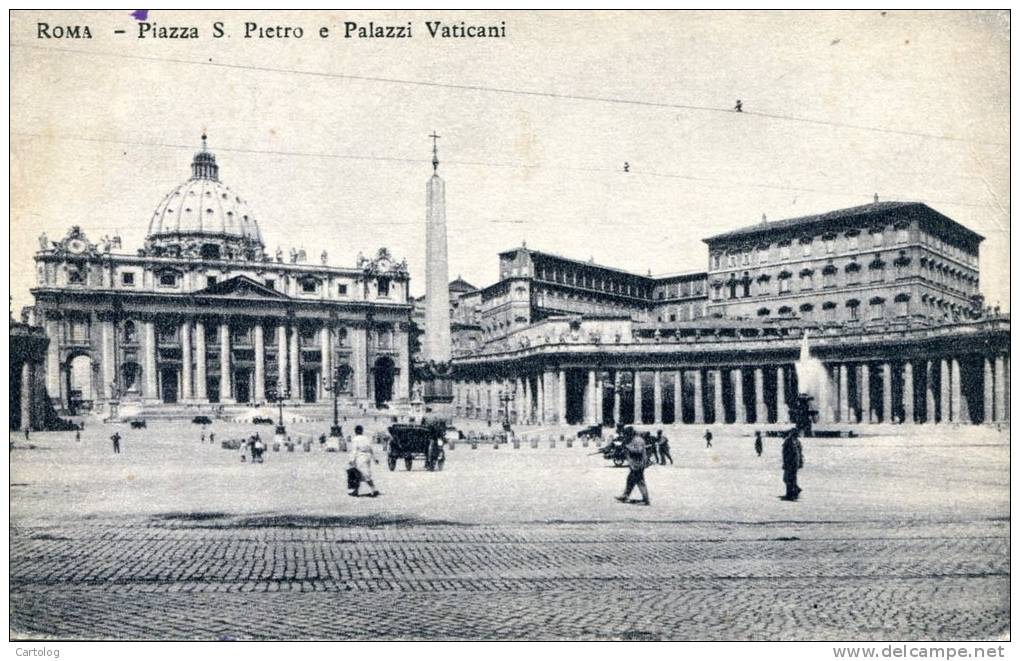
704,429,713,448
656,429,673,464
111,432,121,454
349,425,380,497
781,428,804,501
754,431,763,457
209,432,215,445
200,432,205,443
24,428,29,440
75,429,81,443
615,432,650,506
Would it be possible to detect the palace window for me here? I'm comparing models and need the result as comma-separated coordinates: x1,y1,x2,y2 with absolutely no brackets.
846,231,860,250
822,264,837,288
845,261,861,285
157,325,177,344
824,234,836,254
801,238,813,257
894,293,910,317
896,225,909,243
846,299,860,321
758,246,769,263
822,301,837,322
756,274,772,296
869,257,885,283
799,303,814,322
872,230,884,247
711,254,721,270
121,272,135,287
869,296,886,320
757,307,770,317
742,251,751,265
799,269,814,290
778,272,792,294
779,242,791,260
778,306,794,318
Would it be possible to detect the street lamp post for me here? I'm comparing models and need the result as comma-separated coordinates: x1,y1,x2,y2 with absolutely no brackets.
270,385,289,436
323,364,350,438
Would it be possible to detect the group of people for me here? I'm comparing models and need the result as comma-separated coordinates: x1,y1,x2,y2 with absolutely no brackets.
240,434,266,463
615,426,806,506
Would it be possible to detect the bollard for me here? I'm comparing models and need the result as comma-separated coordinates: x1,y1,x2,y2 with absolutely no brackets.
582,437,589,448
448,440,455,451
471,441,478,450
566,438,573,448
303,442,311,452
493,441,499,450
513,438,520,449
531,437,538,449
273,442,281,452
549,436,556,449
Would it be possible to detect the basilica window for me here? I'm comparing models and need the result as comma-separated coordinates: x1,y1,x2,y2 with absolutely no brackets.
157,271,180,287
337,283,348,296
206,276,218,287
67,265,85,285
300,278,320,294
157,325,177,344
123,321,138,344
121,272,135,287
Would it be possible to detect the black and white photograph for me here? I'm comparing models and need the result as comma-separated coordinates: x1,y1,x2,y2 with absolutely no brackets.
7,8,1011,650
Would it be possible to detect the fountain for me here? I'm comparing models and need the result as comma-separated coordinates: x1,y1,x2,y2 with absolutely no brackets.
791,331,824,437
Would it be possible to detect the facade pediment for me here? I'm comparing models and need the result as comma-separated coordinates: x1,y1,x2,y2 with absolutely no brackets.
197,275,289,299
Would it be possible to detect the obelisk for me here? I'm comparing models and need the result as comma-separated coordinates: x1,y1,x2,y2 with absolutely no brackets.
422,132,454,407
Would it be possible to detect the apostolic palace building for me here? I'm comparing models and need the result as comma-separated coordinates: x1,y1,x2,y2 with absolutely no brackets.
26,137,412,418
446,202,1010,429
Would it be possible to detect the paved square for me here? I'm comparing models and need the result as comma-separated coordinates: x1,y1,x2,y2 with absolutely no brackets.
9,419,1009,640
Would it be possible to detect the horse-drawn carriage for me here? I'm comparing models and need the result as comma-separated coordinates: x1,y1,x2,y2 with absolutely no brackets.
386,419,447,471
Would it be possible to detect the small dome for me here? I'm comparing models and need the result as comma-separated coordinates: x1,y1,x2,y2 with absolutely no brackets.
144,136,264,257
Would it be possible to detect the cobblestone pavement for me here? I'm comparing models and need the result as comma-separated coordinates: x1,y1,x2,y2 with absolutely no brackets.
9,422,1010,640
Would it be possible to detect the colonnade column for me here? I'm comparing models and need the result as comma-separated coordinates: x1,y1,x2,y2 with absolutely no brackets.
859,364,871,423
838,364,850,423
902,361,914,424
881,362,892,423
925,360,935,424
994,355,1007,422
692,369,704,424
653,371,663,425
522,376,532,423
732,368,745,424
712,369,724,424
180,319,192,401
613,371,621,424
558,369,567,425
276,324,288,397
633,371,643,424
673,371,683,424
776,366,788,423
983,358,994,423
143,319,157,401
816,364,830,424
219,320,233,404
195,319,207,401
754,367,767,424
21,362,33,430
951,358,968,423
586,370,597,425
537,370,547,423
254,323,265,403
44,314,61,401
939,359,951,422
595,374,604,425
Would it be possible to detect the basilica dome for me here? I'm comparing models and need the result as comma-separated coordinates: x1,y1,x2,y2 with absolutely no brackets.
144,135,265,260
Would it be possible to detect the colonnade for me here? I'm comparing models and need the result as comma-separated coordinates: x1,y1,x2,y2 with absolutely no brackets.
452,354,1009,426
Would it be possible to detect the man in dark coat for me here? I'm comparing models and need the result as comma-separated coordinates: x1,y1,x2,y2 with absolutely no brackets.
704,429,713,448
781,429,803,500
111,432,121,454
754,431,763,457
616,433,650,505
655,429,673,464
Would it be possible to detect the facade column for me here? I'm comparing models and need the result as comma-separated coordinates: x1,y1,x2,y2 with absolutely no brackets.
596,374,604,425
536,371,546,423
859,364,871,423
276,324,288,398
254,323,265,403
612,371,621,424
586,369,597,425
924,360,935,424
351,325,368,401
289,323,301,402
732,368,746,424
881,362,892,423
558,369,567,425
902,361,914,424
180,319,192,401
143,320,157,401
940,358,951,422
21,362,33,431
653,371,663,425
951,357,968,423
838,364,850,423
776,366,788,423
692,369,705,424
44,316,61,401
754,367,767,424
195,319,207,401
100,317,115,400
219,320,233,403
712,369,724,424
994,355,1006,422
817,364,830,424
319,325,330,401
633,371,643,424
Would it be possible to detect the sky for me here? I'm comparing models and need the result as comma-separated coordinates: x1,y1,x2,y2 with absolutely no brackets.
9,10,1010,314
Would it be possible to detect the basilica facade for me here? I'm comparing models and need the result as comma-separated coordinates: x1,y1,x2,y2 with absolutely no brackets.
29,138,412,415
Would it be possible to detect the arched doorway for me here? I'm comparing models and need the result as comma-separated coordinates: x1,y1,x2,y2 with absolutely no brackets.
373,357,395,407
66,353,94,414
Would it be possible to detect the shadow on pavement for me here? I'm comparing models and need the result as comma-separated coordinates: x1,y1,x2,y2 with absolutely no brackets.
151,511,474,529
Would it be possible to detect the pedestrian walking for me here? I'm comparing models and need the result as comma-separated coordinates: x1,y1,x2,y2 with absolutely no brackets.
75,429,81,442
615,431,650,506
24,428,30,440
754,431,763,457
349,425,380,497
704,429,713,448
111,432,121,454
645,432,661,465
209,432,215,445
656,429,673,464
781,428,804,501
201,432,205,443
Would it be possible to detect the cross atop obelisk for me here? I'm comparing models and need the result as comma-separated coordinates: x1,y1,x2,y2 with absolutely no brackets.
429,131,440,173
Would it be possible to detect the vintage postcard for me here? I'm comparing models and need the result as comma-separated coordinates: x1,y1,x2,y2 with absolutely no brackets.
8,9,1010,649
